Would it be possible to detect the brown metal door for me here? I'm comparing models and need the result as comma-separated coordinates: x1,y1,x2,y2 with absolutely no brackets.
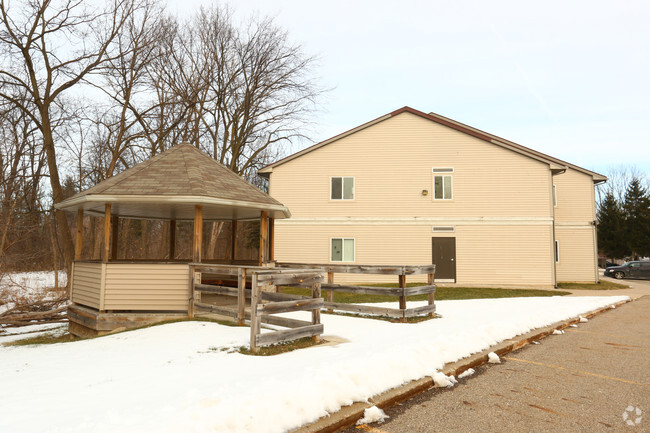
432,237,456,281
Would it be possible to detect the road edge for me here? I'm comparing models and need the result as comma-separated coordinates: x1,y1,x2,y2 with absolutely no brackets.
292,297,632,433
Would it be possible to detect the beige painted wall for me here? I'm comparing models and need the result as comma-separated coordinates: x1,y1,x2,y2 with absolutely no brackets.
70,262,190,311
268,111,598,286
553,168,597,223
270,112,552,219
555,227,597,282
71,262,103,309
275,223,555,287
103,264,189,311
552,168,598,282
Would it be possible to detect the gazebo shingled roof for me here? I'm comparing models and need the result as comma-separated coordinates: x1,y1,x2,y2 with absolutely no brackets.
56,143,290,221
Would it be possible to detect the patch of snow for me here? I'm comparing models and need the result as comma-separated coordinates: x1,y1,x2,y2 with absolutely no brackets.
487,352,501,364
356,406,389,425
0,324,67,344
579,316,589,322
552,329,565,335
458,368,475,379
0,271,67,314
569,324,578,328
0,295,628,433
532,341,541,345
432,371,457,387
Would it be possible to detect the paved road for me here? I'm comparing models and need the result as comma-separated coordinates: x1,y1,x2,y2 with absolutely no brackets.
344,296,650,433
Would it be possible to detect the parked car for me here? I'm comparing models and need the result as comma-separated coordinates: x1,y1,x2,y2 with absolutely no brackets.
604,261,650,280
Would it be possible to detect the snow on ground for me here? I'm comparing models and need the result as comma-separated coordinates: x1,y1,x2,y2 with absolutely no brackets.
0,295,627,433
0,271,67,314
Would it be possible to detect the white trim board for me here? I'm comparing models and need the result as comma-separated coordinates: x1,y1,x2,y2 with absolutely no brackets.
277,216,554,226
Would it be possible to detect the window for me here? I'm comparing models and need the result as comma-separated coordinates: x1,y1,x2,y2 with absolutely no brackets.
553,185,557,207
331,238,354,262
554,240,560,263
331,177,354,200
433,175,453,200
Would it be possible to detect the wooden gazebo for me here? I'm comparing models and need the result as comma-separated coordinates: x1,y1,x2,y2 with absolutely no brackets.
56,143,291,336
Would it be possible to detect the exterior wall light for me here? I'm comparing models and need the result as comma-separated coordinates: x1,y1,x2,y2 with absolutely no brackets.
422,190,429,196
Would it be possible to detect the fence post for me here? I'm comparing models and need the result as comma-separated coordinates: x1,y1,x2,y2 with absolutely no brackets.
312,281,322,343
427,272,435,318
398,273,407,323
326,271,334,313
238,267,246,326
250,273,261,353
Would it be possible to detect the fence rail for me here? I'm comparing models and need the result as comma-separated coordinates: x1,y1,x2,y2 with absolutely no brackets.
277,262,436,322
190,263,325,353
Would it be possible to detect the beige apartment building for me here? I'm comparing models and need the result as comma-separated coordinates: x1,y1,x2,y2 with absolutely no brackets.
259,107,606,287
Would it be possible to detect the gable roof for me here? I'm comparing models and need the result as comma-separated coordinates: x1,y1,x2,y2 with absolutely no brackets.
258,106,607,183
57,143,290,220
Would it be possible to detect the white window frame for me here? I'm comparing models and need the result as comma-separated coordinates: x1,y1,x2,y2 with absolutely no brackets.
330,237,355,262
553,185,557,207
330,176,355,201
554,240,560,263
432,169,453,201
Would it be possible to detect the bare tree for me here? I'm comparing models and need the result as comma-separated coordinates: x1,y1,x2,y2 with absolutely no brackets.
0,0,140,267
597,165,648,204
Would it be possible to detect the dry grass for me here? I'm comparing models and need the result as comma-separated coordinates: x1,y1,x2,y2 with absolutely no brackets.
557,280,629,290
236,337,324,356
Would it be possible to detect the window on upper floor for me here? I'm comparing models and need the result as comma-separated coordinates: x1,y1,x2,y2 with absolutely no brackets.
331,238,354,262
331,176,354,200
554,240,560,263
432,168,453,200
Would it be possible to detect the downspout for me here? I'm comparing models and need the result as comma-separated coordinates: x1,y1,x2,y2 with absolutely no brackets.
551,189,557,289
592,220,599,283
592,180,603,283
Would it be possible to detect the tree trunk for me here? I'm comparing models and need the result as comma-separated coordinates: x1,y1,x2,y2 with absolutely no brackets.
207,221,224,260
40,113,74,268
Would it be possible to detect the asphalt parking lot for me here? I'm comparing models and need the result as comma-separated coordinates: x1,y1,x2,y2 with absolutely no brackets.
345,296,649,433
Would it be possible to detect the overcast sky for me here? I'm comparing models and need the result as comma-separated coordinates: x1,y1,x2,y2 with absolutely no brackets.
168,0,650,175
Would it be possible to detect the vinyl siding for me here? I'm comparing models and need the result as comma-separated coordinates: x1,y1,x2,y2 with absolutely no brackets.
553,168,596,222
555,227,597,282
553,167,598,282
275,223,554,286
71,262,103,309
269,112,552,219
103,264,189,311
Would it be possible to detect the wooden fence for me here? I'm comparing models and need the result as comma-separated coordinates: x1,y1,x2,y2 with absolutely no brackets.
277,263,436,322
189,264,325,353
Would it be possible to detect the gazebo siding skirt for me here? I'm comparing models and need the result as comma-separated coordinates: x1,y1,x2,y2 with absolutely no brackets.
68,261,192,337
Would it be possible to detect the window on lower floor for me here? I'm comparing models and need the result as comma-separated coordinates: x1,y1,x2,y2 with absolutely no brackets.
331,238,354,262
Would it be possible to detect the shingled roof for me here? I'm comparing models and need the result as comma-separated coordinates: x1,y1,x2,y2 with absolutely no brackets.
56,144,290,221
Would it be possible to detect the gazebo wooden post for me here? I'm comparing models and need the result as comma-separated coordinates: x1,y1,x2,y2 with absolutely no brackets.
193,205,203,263
103,204,111,263
230,220,238,263
75,209,84,260
258,211,268,266
169,220,176,260
110,215,119,261
268,217,275,261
